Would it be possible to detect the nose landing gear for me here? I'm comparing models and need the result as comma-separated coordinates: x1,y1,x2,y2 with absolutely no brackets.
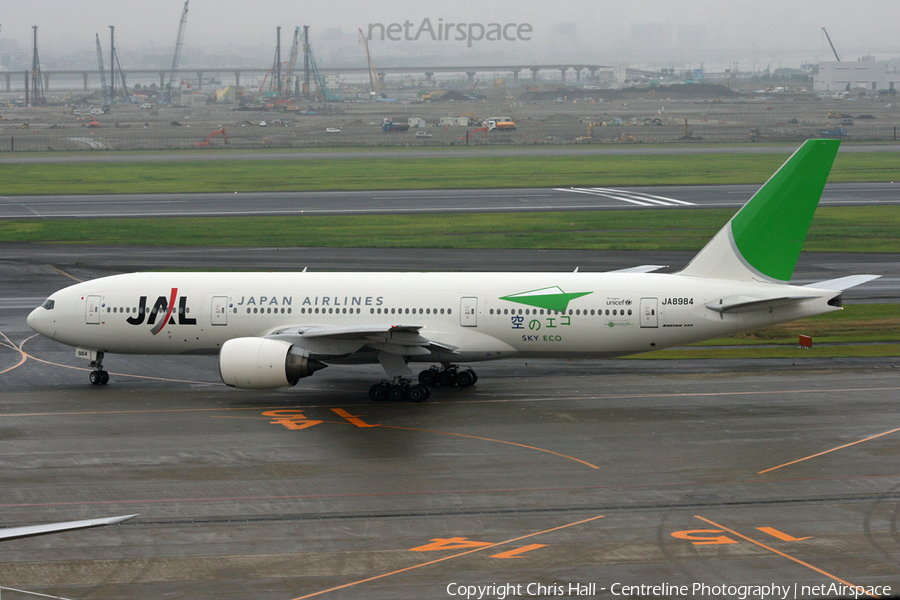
89,352,109,385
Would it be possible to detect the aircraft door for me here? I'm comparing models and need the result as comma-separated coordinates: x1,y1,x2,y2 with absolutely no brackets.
640,297,658,328
86,295,101,325
460,297,478,327
211,296,229,326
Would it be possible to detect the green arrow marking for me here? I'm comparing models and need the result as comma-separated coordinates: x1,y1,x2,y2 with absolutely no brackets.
500,286,592,312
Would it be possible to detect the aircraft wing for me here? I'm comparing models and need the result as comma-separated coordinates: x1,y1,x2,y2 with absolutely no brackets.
267,324,459,357
0,514,137,542
609,265,667,274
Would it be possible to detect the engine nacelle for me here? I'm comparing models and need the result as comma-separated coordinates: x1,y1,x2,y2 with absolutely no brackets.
219,337,326,389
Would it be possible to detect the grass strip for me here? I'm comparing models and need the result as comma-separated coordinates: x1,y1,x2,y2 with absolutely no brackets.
1,152,898,195
3,206,900,254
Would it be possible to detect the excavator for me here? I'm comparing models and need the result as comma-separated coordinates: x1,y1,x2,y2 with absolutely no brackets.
196,127,227,147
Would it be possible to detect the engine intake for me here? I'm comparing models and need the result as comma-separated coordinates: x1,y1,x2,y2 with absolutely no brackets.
219,337,326,389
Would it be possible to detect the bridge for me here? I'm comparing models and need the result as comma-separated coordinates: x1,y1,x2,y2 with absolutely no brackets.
4,63,612,92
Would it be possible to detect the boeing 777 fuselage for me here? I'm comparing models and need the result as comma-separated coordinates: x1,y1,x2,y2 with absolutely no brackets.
27,140,878,401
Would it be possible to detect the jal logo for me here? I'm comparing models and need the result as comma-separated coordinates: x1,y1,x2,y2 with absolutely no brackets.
126,288,196,335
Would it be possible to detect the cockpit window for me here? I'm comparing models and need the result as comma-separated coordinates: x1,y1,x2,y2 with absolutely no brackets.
41,299,55,310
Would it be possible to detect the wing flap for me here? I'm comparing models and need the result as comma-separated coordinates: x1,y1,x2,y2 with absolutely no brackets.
267,324,457,358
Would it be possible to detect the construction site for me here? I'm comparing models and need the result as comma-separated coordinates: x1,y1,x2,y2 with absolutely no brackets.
2,10,899,152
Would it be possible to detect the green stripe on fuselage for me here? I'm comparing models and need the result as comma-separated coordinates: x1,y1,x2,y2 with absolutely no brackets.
730,139,840,282
500,287,593,312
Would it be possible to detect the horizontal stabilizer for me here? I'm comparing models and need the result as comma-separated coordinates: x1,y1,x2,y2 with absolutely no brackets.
804,274,881,291
610,265,667,274
706,294,817,314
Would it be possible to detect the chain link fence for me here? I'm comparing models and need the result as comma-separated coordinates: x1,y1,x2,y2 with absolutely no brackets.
3,123,899,153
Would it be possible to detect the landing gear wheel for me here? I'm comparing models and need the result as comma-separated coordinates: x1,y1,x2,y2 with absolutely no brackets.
418,366,439,386
88,352,107,386
369,382,390,402
389,384,409,402
408,384,430,403
436,369,458,387
455,369,477,388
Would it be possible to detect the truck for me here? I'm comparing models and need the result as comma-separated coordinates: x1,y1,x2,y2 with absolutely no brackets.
817,127,847,138
382,118,410,133
486,119,516,131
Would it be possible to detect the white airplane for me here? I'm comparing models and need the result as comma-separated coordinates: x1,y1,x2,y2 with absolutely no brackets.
0,514,137,542
27,139,878,401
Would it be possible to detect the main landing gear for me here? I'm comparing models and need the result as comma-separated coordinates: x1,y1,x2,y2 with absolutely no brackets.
418,364,478,389
367,365,478,403
369,379,431,403
88,352,109,386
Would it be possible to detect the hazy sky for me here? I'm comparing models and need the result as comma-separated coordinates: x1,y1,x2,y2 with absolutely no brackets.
4,0,899,65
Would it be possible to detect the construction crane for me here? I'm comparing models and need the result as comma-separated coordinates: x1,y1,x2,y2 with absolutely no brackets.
164,0,190,104
107,26,130,102
822,27,840,62
95,33,110,105
282,27,301,99
30,26,45,106
303,31,338,101
358,28,383,95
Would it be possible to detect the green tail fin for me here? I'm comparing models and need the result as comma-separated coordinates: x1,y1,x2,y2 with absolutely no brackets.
680,139,840,283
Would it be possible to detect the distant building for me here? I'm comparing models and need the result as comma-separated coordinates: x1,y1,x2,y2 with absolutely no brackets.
814,58,899,93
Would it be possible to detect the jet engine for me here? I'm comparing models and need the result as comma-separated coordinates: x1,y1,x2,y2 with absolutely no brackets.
219,337,326,389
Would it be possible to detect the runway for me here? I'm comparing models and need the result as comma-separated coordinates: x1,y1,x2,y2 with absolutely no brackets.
3,182,900,218
1,248,899,599
1,143,898,165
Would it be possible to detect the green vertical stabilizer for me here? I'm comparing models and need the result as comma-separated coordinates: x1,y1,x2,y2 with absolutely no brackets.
730,139,840,282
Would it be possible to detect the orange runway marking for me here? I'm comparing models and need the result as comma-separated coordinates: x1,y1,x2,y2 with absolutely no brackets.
758,427,900,474
490,543,546,558
290,514,605,600
381,424,600,470
694,516,880,599
756,526,810,542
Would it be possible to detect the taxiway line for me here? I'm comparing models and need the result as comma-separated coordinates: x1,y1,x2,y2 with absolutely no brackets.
757,427,900,474
380,424,600,470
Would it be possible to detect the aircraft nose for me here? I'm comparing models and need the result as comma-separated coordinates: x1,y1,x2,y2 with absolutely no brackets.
27,307,39,332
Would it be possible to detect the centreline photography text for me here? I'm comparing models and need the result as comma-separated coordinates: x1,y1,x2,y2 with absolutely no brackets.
443,581,895,599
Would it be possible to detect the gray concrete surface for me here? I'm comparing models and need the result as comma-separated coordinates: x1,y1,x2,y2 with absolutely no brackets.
1,249,898,599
